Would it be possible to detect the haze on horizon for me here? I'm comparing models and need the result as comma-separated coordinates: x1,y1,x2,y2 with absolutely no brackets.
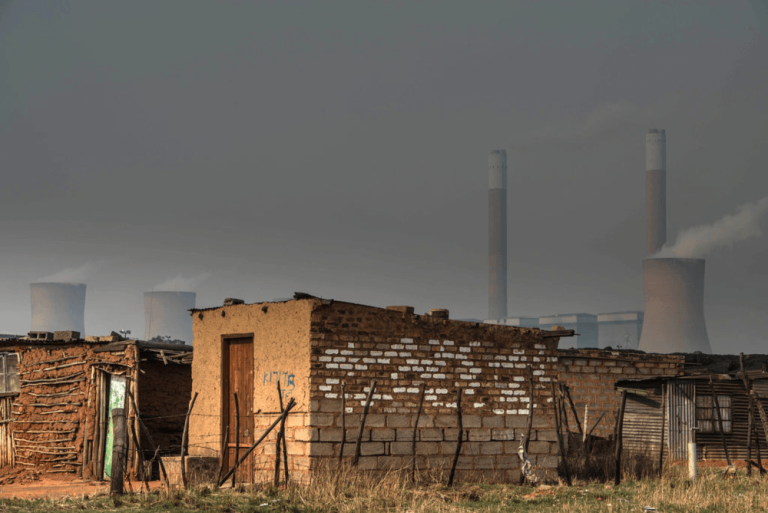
1,1,766,353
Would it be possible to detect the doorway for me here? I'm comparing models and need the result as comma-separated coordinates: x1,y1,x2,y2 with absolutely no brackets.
222,336,254,483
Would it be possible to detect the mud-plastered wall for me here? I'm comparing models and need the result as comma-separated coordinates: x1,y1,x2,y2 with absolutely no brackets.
304,302,562,483
557,349,684,439
188,300,315,465
10,342,138,477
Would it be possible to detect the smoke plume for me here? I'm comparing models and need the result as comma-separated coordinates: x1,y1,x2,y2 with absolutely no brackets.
655,196,768,258
35,262,97,283
152,273,209,291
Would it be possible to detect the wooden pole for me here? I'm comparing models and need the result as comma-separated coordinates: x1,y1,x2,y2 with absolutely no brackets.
217,429,229,484
274,381,286,487
559,384,570,436
352,380,377,467
658,382,666,478
338,382,346,464
96,372,107,480
411,383,426,482
128,420,145,491
582,404,589,444
109,408,126,496
180,392,198,488
519,365,535,485
447,388,463,487
219,398,296,486
233,392,239,488
552,382,572,486
132,365,142,479
562,385,582,438
747,394,754,477
613,390,627,486
709,378,731,466
126,389,169,488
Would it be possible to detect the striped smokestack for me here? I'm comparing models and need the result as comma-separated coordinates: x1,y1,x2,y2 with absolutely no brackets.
646,129,666,256
488,150,507,320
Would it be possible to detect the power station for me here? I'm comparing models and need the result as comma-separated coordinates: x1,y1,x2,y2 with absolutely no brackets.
144,291,196,344
30,283,86,335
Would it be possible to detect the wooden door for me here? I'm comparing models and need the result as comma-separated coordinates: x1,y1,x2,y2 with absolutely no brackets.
222,337,254,483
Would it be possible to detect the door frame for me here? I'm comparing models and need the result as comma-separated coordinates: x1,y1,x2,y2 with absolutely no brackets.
220,333,254,478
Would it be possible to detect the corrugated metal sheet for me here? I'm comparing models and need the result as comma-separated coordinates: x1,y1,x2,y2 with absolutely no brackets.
623,391,663,455
668,380,695,460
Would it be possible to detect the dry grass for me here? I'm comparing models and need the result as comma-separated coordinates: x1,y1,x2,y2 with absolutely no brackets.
1,462,768,511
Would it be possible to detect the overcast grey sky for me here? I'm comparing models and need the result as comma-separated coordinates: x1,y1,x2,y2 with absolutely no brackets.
1,1,766,352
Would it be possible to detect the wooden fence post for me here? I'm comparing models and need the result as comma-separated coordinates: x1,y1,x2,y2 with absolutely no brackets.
613,390,627,486
338,382,346,464
233,392,239,488
552,382,572,486
447,388,463,487
180,392,198,488
110,408,126,496
411,383,426,482
352,380,377,467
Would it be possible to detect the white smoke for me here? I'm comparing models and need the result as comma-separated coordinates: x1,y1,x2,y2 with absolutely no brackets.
655,196,768,258
35,262,98,283
153,273,210,291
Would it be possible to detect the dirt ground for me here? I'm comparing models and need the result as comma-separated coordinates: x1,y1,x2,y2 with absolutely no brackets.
0,478,164,500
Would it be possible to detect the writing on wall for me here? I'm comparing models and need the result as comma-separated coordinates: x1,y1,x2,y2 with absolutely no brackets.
263,370,295,400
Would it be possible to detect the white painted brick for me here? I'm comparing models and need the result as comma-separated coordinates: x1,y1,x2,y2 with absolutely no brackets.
513,390,526,396
354,393,366,399
346,407,354,413
355,365,368,370
469,382,480,387
392,344,404,350
434,374,445,379
406,359,419,365
469,341,481,347
420,373,432,379
519,409,530,415
443,340,454,346
506,409,518,415
441,353,455,359
319,385,332,391
514,363,526,369
509,356,520,362
341,350,354,356
459,347,471,353
534,344,546,350
377,358,391,364
489,363,500,368
494,355,507,361
533,370,544,376
493,409,504,415
325,393,338,399
469,368,481,374
363,358,376,364
435,361,447,366
426,366,438,372
393,387,406,393
326,379,340,384
413,367,425,372
429,339,440,345
520,397,530,403
460,374,473,380
400,352,412,358
406,387,419,393
325,349,339,355
446,402,457,408
333,357,346,363
540,364,546,369
319,356,332,362
420,359,433,365
501,363,514,368
513,349,525,355
456,354,468,360
406,344,418,350
436,388,448,394
384,351,398,357
383,395,393,400
539,377,551,382
432,402,444,407
425,395,437,401
371,351,383,357
348,358,360,363
533,357,541,362
398,366,411,372
401,338,414,344
391,373,398,379
327,363,339,369
513,376,525,382
373,394,382,400
340,364,353,370
473,403,485,408
347,342,355,348
501,390,514,395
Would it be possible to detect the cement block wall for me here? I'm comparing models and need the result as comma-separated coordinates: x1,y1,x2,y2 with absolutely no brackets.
306,302,563,483
189,299,568,484
556,349,684,439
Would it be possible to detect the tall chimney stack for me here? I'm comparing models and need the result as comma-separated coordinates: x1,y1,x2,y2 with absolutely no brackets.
646,129,666,256
488,150,507,320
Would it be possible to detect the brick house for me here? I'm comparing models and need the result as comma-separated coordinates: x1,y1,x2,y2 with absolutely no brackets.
187,296,574,483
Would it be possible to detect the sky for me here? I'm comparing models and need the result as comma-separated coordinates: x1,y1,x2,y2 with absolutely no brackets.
1,1,766,352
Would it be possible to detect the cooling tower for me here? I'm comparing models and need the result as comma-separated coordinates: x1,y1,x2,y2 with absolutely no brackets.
144,291,196,344
30,283,86,335
637,258,711,353
646,129,666,256
488,150,507,320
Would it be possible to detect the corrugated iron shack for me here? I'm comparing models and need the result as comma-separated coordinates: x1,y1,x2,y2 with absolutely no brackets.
615,354,768,462
0,332,192,479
